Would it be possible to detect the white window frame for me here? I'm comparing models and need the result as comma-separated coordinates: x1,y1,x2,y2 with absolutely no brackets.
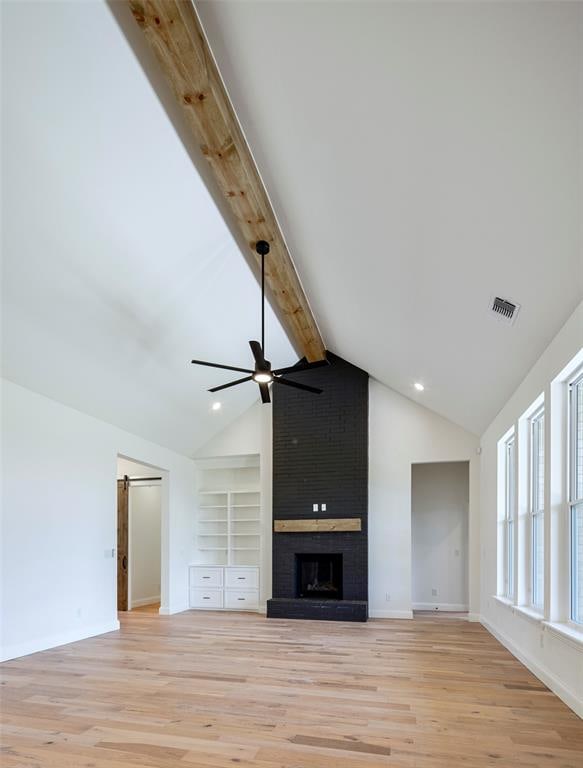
530,407,544,611
568,370,583,625
503,434,516,600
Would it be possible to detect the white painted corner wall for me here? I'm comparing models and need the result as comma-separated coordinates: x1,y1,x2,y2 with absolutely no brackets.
0,379,196,661
479,300,583,718
368,381,480,618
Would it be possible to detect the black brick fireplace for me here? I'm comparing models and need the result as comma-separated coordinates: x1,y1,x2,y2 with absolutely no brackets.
267,353,369,622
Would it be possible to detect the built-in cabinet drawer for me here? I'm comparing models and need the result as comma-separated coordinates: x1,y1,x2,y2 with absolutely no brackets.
189,587,223,609
224,589,259,610
189,566,259,611
225,567,259,589
190,566,223,588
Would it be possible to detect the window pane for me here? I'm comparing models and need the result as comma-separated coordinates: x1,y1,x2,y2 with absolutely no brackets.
507,519,514,597
572,502,583,624
533,414,544,513
506,437,515,598
533,512,544,609
531,412,544,609
577,380,583,502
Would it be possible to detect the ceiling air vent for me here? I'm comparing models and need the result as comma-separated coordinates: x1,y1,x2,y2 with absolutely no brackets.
489,295,520,326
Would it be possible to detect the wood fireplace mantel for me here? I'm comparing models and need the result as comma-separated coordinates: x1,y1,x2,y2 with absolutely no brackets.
273,518,361,533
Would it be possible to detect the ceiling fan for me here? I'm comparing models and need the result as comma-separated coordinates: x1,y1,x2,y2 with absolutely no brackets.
191,240,328,404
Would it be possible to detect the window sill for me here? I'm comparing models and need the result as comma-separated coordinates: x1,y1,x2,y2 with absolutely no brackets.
514,604,544,625
542,621,583,650
492,595,514,609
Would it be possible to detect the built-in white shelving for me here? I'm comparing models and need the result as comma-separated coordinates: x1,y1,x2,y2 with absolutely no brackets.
191,455,261,612
195,462,261,567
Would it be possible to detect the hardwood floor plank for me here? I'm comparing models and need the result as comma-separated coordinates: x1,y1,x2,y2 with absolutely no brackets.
1,611,581,767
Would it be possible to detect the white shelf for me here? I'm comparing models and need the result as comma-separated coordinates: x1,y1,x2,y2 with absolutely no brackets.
231,489,260,493
195,461,261,569
199,547,228,551
199,490,229,495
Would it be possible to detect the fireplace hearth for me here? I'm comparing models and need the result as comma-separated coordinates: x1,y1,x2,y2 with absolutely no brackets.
296,553,343,600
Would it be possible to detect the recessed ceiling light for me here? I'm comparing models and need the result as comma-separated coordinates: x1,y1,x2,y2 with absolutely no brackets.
211,401,222,411
414,382,425,392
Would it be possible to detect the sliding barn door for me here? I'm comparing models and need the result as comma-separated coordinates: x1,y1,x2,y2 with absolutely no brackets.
117,478,129,611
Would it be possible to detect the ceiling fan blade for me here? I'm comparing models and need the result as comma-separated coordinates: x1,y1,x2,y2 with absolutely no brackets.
272,359,329,376
273,377,323,395
208,375,253,393
191,359,254,375
259,382,271,404
249,340,266,367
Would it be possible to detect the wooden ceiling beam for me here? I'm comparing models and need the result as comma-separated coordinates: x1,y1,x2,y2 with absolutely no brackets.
126,0,326,361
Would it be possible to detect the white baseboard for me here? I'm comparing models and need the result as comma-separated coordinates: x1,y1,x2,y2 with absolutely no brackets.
158,604,188,616
467,612,481,622
480,615,583,719
369,609,413,619
131,595,160,609
0,620,120,662
412,602,468,612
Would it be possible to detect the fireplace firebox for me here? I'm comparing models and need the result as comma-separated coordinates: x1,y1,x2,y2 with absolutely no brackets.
295,553,343,600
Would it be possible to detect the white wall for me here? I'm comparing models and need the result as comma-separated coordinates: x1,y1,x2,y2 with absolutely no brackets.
369,380,480,619
411,461,469,611
195,400,272,606
479,301,583,717
196,401,263,458
1,379,196,661
129,485,161,608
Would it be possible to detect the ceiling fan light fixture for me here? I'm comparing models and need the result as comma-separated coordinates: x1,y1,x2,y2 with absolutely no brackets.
253,371,273,384
191,240,328,403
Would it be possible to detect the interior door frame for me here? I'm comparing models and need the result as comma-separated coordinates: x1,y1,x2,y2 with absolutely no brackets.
117,477,129,611
116,454,169,615
410,460,471,613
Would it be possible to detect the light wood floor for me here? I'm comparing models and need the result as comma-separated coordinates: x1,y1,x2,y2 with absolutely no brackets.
1,611,582,767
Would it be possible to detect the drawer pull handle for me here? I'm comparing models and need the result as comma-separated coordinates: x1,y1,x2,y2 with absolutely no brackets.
237,598,245,601
237,577,245,580
203,597,210,600
202,576,210,579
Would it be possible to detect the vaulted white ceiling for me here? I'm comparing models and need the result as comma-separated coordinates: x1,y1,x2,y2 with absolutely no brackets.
2,2,582,449
1,0,295,457
196,0,583,434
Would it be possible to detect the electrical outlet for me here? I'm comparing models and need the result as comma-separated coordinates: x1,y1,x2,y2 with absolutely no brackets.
385,593,391,602
432,588,438,596
321,503,327,512
312,503,318,512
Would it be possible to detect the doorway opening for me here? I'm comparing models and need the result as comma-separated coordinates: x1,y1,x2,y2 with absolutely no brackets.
117,457,163,614
411,461,469,617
